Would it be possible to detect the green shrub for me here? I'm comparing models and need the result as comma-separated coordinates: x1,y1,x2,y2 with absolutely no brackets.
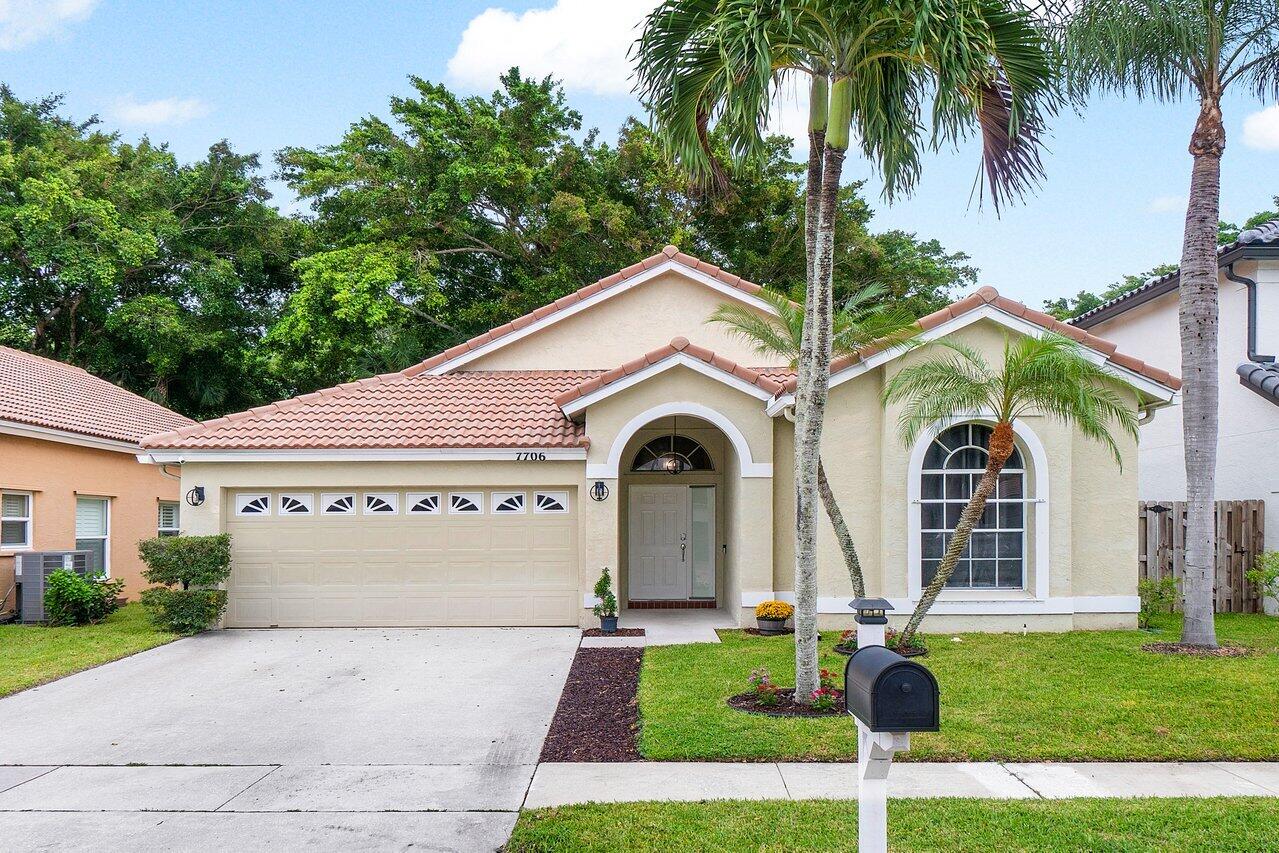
138,534,232,589
592,566,617,618
138,534,233,633
43,570,125,626
1246,551,1279,603
1138,576,1179,629
139,587,229,635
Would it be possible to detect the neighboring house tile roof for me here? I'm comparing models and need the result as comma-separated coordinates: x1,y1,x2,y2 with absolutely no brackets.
406,245,766,375
142,370,599,451
779,286,1180,394
553,337,786,409
1071,221,1279,329
1237,361,1279,405
0,345,192,445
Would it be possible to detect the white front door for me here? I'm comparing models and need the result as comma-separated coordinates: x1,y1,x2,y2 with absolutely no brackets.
628,485,690,600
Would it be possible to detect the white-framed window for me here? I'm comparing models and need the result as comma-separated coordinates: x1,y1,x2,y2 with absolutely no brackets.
449,492,483,514
919,423,1025,590
157,501,180,537
75,496,110,575
1,490,33,549
234,493,271,516
279,493,315,515
363,492,399,514
321,493,356,515
533,491,569,514
492,492,526,514
407,493,441,514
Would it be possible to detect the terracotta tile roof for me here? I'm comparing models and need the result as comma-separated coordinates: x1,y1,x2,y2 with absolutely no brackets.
0,345,192,445
780,286,1181,394
142,370,598,451
554,337,786,410
405,245,766,376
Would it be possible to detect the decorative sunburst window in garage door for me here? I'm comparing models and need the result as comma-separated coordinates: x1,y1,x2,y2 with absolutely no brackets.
363,493,398,514
534,492,569,513
322,493,355,515
279,493,314,515
407,493,441,514
449,493,483,514
492,492,526,514
234,494,271,516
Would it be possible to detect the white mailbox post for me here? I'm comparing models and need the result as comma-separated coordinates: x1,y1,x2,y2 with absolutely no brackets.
844,598,939,853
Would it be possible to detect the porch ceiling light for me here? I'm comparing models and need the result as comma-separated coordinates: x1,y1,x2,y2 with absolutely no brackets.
658,414,686,474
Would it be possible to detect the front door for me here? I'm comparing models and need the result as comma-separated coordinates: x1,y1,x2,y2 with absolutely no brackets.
628,485,690,599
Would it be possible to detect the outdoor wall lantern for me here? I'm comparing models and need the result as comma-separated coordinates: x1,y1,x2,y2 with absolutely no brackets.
590,481,610,502
185,486,206,507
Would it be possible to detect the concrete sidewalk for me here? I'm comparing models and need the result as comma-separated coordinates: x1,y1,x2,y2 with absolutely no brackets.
524,761,1279,808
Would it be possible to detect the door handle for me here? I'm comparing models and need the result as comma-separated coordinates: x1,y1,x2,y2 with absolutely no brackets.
681,542,686,562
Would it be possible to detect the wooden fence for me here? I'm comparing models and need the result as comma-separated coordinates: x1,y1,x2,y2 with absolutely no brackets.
1138,500,1265,613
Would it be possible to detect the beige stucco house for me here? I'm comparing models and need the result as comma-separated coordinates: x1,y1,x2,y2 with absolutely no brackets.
1,346,191,615
140,247,1179,631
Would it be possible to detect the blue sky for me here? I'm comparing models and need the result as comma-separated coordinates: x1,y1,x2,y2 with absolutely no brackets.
4,0,1277,309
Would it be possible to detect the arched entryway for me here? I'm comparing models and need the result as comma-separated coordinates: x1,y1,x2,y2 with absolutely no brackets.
620,415,726,607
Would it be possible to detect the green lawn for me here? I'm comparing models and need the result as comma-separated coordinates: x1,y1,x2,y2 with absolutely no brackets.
508,798,1279,852
638,614,1279,761
0,603,176,698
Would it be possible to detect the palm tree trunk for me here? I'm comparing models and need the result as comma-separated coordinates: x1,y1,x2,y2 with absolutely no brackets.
804,74,828,287
1178,95,1224,648
818,460,864,598
900,421,1015,648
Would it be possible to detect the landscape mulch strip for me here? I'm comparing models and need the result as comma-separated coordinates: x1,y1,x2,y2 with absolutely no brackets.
582,628,646,637
541,647,643,762
1142,642,1252,657
726,688,845,718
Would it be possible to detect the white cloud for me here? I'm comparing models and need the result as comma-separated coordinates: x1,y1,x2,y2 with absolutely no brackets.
1147,194,1186,214
0,0,97,49
1242,105,1279,151
447,0,656,96
111,95,212,126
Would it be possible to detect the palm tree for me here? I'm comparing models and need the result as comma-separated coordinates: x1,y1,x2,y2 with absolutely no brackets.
635,0,1058,699
1066,3,1279,647
709,284,917,597
883,335,1139,647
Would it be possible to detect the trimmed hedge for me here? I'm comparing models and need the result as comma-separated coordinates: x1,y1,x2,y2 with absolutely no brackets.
137,534,233,634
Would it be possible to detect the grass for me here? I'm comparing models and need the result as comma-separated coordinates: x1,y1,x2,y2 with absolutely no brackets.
0,603,177,698
508,798,1279,852
638,613,1279,761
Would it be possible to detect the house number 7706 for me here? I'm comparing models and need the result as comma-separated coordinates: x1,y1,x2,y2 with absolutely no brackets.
515,452,547,461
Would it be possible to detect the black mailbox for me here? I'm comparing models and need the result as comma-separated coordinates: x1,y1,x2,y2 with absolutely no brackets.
844,645,939,732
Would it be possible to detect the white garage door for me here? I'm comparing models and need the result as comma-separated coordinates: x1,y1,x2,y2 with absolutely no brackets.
223,489,578,627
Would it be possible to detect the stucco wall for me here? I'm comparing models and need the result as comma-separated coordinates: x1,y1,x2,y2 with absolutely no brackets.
1,433,180,608
1088,260,1279,553
460,270,785,370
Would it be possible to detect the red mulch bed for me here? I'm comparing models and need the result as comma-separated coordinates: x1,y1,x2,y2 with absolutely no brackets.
727,688,845,718
540,647,643,762
1142,642,1252,657
581,627,646,637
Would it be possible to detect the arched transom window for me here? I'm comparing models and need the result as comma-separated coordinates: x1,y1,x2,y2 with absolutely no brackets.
920,423,1025,590
631,435,713,473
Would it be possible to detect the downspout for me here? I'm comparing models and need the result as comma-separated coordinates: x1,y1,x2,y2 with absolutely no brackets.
1224,263,1275,363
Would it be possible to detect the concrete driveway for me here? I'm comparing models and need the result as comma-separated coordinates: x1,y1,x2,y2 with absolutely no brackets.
0,627,579,851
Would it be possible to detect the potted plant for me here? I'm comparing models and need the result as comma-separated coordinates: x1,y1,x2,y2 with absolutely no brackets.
593,566,618,633
754,600,794,635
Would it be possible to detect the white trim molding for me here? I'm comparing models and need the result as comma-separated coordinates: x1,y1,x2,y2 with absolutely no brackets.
426,260,781,375
140,447,589,464
2,419,142,455
560,353,775,418
749,592,1140,615
905,415,1052,603
766,303,1177,413
587,401,773,479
